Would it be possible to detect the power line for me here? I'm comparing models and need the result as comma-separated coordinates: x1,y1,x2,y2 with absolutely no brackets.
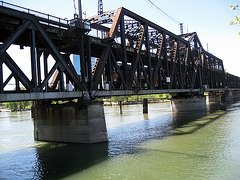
145,0,180,24
145,0,190,34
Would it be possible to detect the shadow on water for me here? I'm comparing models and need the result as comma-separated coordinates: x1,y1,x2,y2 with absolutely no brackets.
170,96,240,136
32,114,174,179
171,109,226,136
33,142,108,179
0,142,108,180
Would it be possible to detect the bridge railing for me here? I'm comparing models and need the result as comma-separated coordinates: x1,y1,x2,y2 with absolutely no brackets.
0,1,69,26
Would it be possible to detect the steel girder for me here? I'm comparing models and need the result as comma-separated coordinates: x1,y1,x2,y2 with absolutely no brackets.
0,3,239,100
0,6,84,94
87,7,230,92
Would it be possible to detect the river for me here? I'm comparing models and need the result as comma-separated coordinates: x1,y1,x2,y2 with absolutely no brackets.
1,99,240,179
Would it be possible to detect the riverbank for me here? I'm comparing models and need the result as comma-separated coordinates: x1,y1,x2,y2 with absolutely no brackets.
100,94,171,106
0,108,31,112
103,99,170,106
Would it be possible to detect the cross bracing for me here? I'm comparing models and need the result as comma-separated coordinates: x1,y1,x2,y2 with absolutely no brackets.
0,2,239,102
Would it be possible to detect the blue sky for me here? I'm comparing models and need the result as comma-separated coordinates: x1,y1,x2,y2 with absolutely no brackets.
5,0,240,76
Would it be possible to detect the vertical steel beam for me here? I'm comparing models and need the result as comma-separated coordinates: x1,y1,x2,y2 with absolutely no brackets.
86,37,92,91
0,61,3,93
120,18,128,83
43,51,49,79
36,49,42,85
106,51,113,89
176,39,184,88
59,70,65,91
43,51,49,89
152,34,163,88
16,79,20,91
163,32,170,88
221,61,225,87
79,34,86,82
170,40,177,88
137,63,141,88
31,29,37,89
201,52,206,86
144,24,152,87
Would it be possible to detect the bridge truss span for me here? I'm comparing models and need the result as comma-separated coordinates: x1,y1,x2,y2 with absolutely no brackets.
86,7,239,92
0,3,239,102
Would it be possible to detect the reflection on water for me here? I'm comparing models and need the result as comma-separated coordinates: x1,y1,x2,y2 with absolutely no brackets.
1,99,240,179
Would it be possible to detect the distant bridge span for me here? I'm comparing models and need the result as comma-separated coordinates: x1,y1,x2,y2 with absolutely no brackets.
0,2,240,102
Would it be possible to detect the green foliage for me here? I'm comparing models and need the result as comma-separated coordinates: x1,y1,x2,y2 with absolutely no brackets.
6,101,31,111
104,94,171,103
230,4,240,35
7,102,18,111
231,5,238,10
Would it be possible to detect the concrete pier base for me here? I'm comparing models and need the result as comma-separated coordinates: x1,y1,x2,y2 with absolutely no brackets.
206,91,238,110
171,96,206,112
32,100,108,144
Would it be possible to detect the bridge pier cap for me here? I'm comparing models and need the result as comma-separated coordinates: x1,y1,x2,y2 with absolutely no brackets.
32,99,108,144
170,93,206,112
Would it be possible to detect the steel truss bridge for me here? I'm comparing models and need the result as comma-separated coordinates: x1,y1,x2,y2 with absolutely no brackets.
0,2,239,102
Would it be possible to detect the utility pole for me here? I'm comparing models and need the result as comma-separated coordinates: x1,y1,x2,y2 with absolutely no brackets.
78,0,83,20
98,0,103,15
179,23,183,35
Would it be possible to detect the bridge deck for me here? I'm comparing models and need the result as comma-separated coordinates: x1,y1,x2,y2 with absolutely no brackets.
0,88,238,102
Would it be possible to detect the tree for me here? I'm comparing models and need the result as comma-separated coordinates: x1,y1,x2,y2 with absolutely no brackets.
230,4,240,34
6,101,30,111
7,102,18,111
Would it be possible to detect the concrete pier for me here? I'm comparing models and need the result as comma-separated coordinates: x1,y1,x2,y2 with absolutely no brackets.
119,101,123,114
143,99,148,113
206,91,239,110
171,95,206,112
32,100,107,144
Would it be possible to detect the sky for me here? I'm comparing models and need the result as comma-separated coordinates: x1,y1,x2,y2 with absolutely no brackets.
4,0,240,76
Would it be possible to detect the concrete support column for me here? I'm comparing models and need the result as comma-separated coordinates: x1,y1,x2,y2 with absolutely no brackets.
171,95,206,112
220,93,226,110
226,91,233,102
206,91,236,110
119,101,123,114
143,99,148,113
32,100,107,144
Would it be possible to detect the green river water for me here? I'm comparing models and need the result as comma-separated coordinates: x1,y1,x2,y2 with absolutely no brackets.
0,100,240,179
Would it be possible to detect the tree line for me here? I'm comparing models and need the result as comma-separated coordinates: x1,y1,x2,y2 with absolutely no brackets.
5,101,31,112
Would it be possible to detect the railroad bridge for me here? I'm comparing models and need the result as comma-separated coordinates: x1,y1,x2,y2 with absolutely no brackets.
0,2,240,143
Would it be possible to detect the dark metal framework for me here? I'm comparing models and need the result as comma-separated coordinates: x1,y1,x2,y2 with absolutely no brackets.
86,7,240,91
0,2,239,101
